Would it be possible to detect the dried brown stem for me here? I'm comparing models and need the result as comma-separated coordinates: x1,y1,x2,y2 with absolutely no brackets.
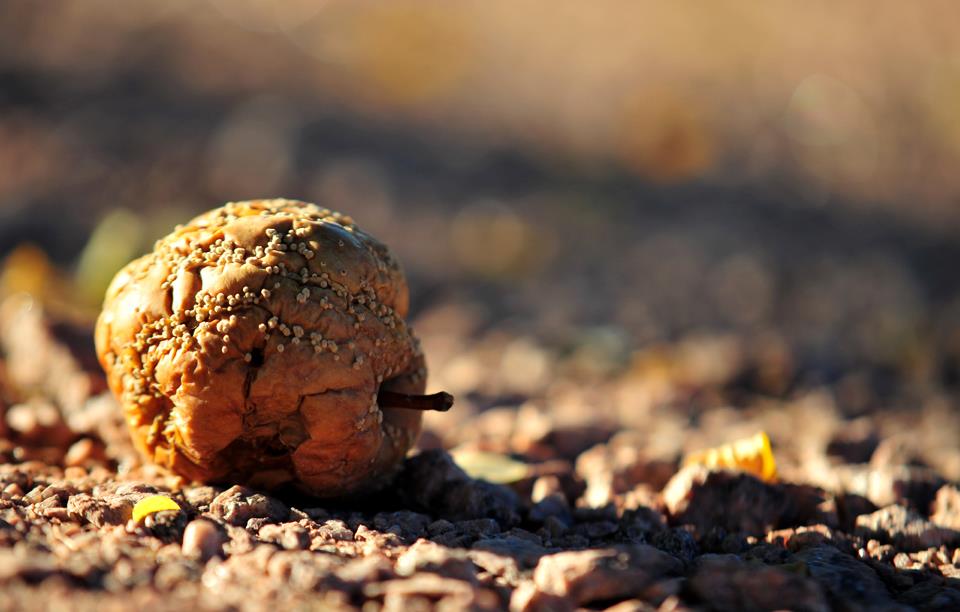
377,390,454,412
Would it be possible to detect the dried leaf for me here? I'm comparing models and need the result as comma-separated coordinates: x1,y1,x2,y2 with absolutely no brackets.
0,244,57,300
450,448,530,484
132,495,181,523
683,431,778,482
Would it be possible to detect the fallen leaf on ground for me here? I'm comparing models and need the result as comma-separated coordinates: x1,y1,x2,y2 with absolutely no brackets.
683,431,778,482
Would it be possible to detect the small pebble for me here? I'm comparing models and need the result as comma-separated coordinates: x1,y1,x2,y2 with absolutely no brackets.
64,438,95,467
182,519,224,562
2,483,23,499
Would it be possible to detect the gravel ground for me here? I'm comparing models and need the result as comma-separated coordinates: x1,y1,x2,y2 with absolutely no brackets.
0,288,958,612
2,5,960,609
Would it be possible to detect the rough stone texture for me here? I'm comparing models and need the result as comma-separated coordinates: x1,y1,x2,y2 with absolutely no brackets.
258,522,310,550
65,483,160,527
395,539,477,582
792,545,894,610
855,505,960,552
662,466,788,536
532,546,683,605
473,535,548,568
931,485,960,530
209,485,289,526
395,449,521,526
688,555,830,612
66,493,134,527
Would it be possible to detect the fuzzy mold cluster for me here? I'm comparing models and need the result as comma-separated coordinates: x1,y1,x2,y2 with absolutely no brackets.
95,199,431,496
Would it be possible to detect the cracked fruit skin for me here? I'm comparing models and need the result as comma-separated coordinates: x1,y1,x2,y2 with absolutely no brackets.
95,199,428,496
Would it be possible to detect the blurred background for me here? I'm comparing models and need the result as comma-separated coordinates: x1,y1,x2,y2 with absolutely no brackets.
2,1,960,480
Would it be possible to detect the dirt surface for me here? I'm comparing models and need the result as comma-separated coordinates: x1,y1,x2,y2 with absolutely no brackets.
0,291,958,612
2,3,960,610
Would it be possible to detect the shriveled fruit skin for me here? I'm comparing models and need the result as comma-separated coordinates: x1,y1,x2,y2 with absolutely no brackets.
95,200,426,496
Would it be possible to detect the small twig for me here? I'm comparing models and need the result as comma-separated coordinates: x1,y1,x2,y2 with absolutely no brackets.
377,390,454,412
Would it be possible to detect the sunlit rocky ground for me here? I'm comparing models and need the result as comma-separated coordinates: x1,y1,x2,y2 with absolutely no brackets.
2,2,960,610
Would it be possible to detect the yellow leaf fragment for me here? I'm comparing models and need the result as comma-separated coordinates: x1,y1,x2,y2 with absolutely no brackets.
132,495,181,523
683,431,778,482
0,244,57,300
450,449,531,484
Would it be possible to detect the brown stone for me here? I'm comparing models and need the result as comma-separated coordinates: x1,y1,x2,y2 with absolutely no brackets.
662,466,788,536
855,505,959,552
532,545,682,605
181,519,226,561
209,485,288,526
931,485,960,530
688,555,829,612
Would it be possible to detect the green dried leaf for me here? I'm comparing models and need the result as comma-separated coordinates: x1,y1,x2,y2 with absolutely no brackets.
450,448,530,484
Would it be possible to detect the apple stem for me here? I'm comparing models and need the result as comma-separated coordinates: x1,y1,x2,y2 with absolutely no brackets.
377,390,454,412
